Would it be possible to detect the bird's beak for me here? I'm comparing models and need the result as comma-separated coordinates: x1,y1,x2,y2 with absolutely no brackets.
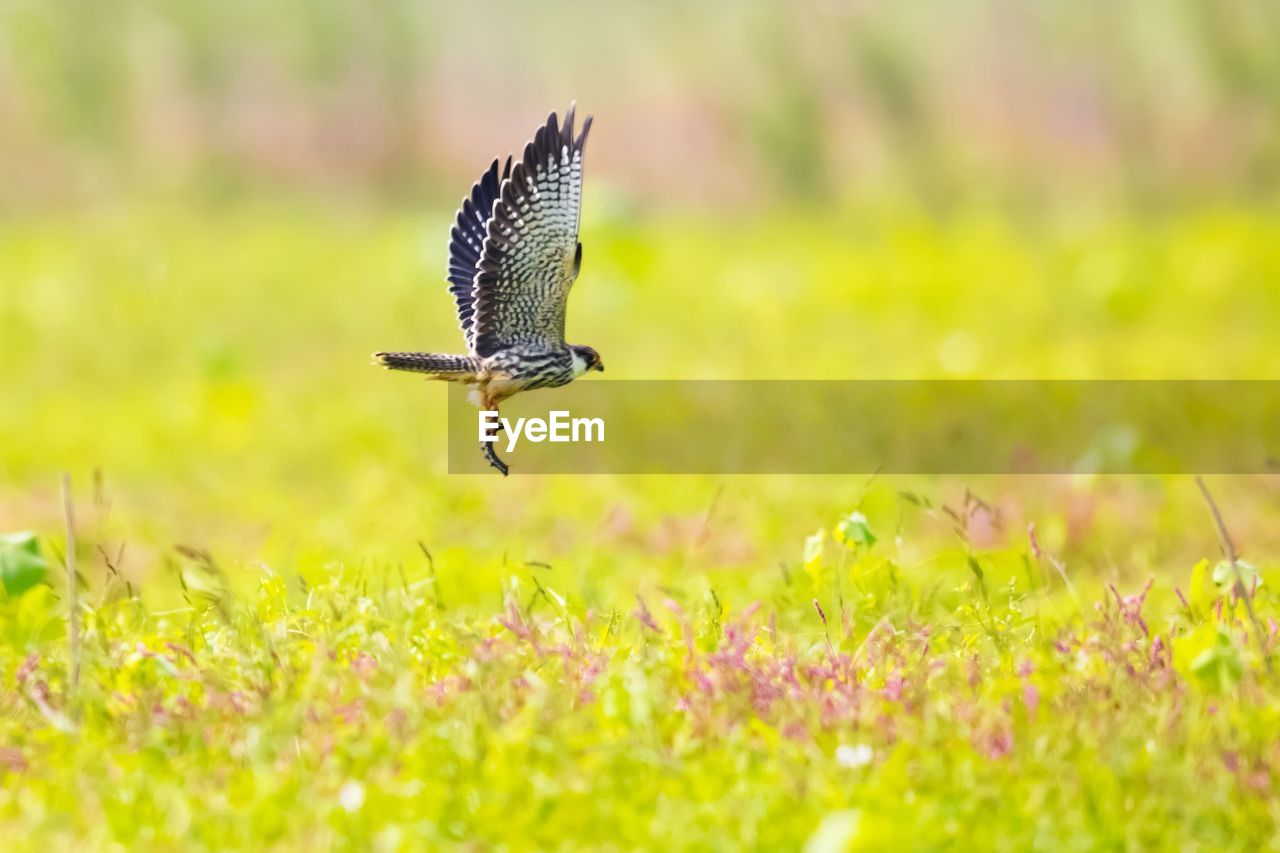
594,361,605,372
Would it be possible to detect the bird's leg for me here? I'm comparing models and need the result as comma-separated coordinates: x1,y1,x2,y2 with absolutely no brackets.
482,441,509,476
478,395,509,476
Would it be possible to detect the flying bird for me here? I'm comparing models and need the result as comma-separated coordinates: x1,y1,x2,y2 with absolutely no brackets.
374,105,603,475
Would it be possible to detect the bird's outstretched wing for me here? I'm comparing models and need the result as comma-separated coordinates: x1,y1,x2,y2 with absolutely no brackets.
470,105,592,358
447,156,512,352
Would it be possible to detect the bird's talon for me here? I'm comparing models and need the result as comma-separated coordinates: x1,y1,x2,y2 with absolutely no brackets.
483,442,510,476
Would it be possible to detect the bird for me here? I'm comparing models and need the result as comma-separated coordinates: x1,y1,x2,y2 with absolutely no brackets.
374,104,603,476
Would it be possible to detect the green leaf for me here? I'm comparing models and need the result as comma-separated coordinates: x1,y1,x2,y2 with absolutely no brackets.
0,532,49,597
835,511,877,547
1211,559,1259,591
1189,558,1210,610
803,529,825,583
1189,628,1243,690
804,810,861,853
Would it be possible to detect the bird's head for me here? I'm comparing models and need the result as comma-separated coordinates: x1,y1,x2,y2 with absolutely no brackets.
569,345,605,376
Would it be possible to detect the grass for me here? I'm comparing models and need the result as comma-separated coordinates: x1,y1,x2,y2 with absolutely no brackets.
2,507,1278,849
2,201,1280,848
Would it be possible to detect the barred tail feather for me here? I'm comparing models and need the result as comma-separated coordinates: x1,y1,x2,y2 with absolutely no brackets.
373,352,479,379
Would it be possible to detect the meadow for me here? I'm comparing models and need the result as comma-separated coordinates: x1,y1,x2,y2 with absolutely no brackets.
2,200,1280,848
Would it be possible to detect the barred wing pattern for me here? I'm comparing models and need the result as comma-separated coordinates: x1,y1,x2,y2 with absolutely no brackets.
471,106,592,358
447,156,511,352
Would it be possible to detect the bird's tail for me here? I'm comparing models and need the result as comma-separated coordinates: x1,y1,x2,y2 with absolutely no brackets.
373,352,480,380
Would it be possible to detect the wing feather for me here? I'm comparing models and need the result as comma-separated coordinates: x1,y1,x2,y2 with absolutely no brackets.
447,156,511,351
471,105,592,357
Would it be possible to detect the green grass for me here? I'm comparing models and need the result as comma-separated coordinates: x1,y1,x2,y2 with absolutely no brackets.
2,202,1280,849
2,511,1278,849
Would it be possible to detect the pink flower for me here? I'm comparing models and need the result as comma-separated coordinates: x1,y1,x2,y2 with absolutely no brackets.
633,596,662,633
1022,682,1040,716
984,728,1014,760
1108,578,1154,637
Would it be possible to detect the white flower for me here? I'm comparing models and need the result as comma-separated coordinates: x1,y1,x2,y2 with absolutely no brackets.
339,780,366,813
835,743,873,769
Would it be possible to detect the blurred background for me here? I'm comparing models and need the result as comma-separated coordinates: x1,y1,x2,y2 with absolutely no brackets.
2,0,1279,604
2,0,1279,211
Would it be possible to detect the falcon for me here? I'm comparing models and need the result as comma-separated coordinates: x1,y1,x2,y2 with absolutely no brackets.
374,105,603,476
